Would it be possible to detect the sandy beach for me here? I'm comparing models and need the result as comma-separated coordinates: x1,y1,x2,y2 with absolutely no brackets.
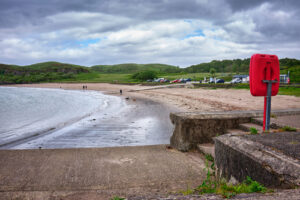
12,83,300,112
3,82,299,149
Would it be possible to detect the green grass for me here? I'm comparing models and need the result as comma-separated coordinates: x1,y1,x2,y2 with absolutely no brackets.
181,157,268,198
56,72,234,83
250,127,258,135
231,83,250,89
110,197,125,200
231,84,300,97
55,73,135,83
278,87,300,97
205,154,214,162
281,126,297,132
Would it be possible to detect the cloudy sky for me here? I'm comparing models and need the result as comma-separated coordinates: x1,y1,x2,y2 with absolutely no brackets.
0,0,300,67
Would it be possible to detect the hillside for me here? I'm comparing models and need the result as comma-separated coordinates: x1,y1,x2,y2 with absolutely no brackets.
184,58,300,73
185,59,250,73
91,63,181,73
1,58,299,84
0,62,90,84
184,58,300,82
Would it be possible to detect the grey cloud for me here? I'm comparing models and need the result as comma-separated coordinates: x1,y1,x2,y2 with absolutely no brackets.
0,0,300,66
0,0,230,27
226,0,265,11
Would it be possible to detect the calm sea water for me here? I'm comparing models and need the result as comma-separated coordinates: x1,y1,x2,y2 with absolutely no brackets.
0,87,113,146
0,87,173,149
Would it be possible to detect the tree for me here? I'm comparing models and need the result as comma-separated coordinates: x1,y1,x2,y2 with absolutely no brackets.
209,68,216,78
131,70,157,81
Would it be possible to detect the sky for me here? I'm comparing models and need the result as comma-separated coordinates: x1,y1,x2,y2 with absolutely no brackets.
0,0,300,67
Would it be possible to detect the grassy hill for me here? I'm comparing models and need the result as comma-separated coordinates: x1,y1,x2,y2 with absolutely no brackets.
184,58,300,83
0,62,90,84
184,59,250,73
91,63,181,74
1,58,300,84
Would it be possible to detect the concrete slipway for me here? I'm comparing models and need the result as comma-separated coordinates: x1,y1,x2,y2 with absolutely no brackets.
0,145,207,199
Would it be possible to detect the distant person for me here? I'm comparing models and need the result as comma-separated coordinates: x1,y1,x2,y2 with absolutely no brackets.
120,89,122,95
83,85,85,90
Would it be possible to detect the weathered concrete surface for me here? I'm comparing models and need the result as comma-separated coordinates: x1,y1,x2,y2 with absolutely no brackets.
0,145,206,200
197,143,215,158
128,83,186,92
253,114,300,129
170,109,300,151
3,189,300,200
244,132,300,161
128,189,300,199
215,133,300,189
170,111,251,151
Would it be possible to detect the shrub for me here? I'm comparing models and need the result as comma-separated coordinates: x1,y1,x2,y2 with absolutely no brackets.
182,156,268,198
131,70,157,81
250,127,258,135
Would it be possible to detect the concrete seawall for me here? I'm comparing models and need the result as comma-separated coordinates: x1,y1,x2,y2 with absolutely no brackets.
170,108,300,189
170,109,300,151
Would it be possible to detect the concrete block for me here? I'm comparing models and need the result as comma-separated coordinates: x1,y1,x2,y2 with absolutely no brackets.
214,133,300,188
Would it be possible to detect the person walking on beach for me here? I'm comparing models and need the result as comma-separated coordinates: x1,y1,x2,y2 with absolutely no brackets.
120,89,122,95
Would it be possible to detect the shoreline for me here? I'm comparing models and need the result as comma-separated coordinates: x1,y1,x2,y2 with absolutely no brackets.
7,82,300,112
2,82,300,148
1,85,177,149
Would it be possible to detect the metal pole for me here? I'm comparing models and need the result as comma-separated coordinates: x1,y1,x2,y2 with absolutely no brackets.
262,80,277,131
263,97,266,131
265,81,272,131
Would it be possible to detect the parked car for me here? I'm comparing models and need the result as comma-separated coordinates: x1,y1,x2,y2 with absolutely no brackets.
160,79,169,83
216,79,225,83
154,78,164,82
179,78,186,83
208,77,215,83
171,79,180,83
231,78,242,84
185,78,192,82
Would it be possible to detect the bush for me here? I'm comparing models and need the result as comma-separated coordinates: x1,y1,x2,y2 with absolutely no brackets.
131,70,157,81
250,127,258,135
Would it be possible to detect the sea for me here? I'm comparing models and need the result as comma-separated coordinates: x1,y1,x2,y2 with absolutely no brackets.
0,87,172,149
